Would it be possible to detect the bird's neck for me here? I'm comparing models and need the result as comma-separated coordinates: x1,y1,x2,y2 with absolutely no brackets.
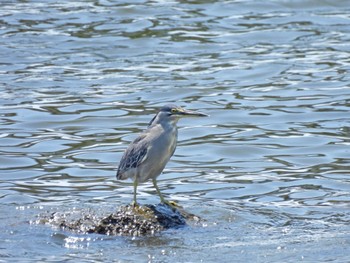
149,113,179,129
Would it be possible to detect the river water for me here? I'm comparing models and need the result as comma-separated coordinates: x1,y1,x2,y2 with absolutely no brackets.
1,0,350,262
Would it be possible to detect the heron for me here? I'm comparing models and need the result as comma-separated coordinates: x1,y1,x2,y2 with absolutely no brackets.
116,104,208,206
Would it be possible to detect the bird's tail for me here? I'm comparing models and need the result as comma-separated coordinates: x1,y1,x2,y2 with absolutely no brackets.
116,169,127,180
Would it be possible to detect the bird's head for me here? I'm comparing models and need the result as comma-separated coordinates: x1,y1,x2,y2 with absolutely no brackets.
149,104,208,127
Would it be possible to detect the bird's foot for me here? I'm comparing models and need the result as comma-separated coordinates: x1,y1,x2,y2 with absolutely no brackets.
131,201,139,209
162,200,181,209
162,201,200,221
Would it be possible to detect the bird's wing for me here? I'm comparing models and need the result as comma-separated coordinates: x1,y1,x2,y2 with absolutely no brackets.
116,134,149,178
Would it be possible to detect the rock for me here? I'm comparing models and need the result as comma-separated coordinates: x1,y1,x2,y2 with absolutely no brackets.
146,203,186,229
36,203,198,236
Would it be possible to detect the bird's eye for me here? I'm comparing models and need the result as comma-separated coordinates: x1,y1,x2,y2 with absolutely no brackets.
171,108,178,113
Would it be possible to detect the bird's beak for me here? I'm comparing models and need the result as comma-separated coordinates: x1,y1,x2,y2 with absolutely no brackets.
179,109,209,117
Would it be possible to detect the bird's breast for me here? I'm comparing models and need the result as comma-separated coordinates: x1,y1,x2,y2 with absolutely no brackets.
166,126,178,152
155,125,178,161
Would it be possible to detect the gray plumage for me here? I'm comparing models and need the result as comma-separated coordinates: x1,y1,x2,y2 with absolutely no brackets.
116,104,208,205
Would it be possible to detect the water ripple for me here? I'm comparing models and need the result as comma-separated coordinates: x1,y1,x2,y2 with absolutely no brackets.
1,0,350,261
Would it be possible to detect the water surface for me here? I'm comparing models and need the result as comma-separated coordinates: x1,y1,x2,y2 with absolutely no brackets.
1,0,350,262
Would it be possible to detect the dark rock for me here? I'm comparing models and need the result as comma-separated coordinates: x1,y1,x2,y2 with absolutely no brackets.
146,203,186,229
36,203,198,236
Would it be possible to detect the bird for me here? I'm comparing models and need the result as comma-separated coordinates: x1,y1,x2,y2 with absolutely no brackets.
116,104,208,206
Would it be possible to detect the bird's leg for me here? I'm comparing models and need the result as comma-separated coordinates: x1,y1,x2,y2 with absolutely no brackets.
152,178,179,208
152,178,166,203
132,178,139,207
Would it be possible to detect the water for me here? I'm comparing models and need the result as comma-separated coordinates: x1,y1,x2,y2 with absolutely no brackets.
1,0,350,262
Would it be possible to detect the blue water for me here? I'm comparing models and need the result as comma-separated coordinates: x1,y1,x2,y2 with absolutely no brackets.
1,0,350,262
